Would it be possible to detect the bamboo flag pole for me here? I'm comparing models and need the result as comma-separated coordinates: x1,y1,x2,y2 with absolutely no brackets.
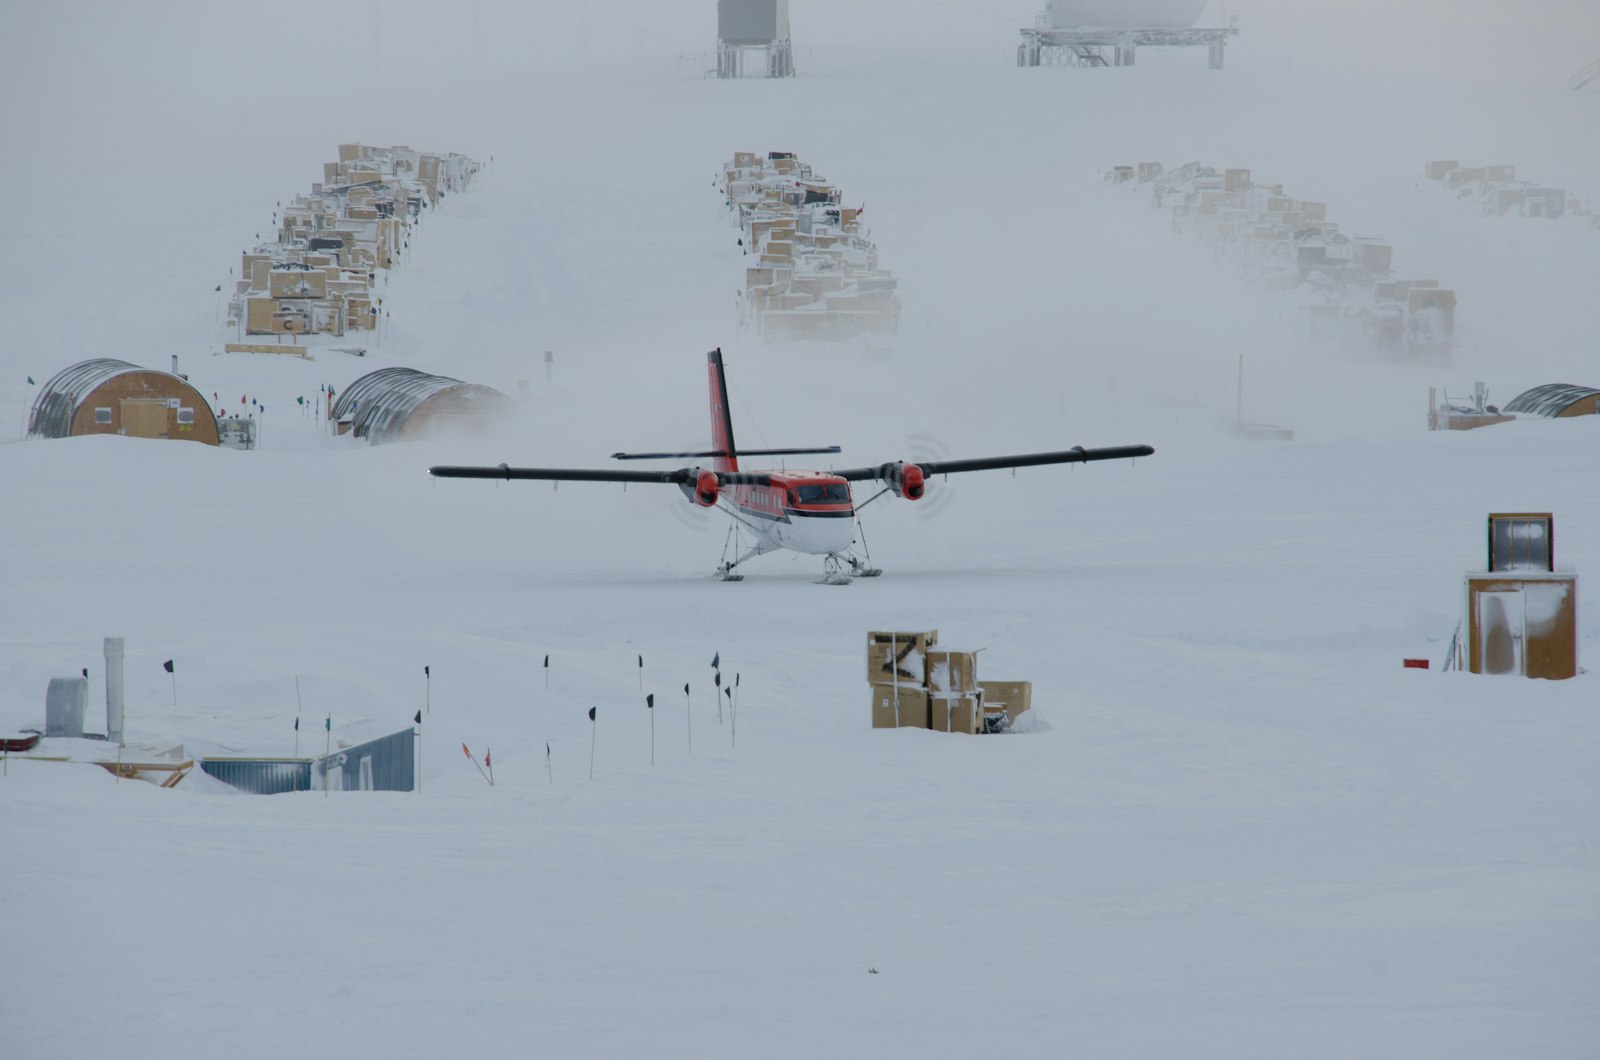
715,670,723,725
588,707,597,779
164,659,177,708
413,710,422,793
424,665,431,714
462,743,491,785
546,741,552,784
544,654,550,691
637,654,643,690
324,716,331,796
683,683,692,754
725,687,733,747
646,694,655,765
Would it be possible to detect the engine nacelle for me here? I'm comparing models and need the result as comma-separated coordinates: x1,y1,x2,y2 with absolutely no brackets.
880,461,926,500
679,467,719,507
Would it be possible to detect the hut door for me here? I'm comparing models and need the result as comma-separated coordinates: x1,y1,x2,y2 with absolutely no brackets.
120,399,167,438
1475,591,1525,676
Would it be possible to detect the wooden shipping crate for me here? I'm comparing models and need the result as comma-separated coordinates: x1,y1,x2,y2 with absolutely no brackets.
871,686,930,729
930,691,982,734
977,680,1032,721
925,650,977,694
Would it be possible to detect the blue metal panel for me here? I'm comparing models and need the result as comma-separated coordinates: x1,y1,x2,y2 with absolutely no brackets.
200,758,313,795
313,728,414,792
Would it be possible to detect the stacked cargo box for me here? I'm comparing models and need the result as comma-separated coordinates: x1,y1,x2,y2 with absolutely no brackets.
1128,159,1454,363
228,143,480,340
867,629,1032,734
723,150,900,341
1424,160,1589,223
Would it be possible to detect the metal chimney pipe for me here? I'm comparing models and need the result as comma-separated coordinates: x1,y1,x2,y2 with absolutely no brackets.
171,354,179,376
104,637,125,746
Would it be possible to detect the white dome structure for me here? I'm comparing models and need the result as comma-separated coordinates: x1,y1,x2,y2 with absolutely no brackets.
1046,0,1210,29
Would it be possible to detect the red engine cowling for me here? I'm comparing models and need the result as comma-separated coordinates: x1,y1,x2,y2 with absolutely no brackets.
680,468,719,507
882,461,926,500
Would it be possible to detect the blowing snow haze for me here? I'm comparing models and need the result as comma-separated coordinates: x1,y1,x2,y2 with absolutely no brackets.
2,1,1598,1057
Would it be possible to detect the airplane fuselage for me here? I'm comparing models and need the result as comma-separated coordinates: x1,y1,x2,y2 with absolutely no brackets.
726,473,855,556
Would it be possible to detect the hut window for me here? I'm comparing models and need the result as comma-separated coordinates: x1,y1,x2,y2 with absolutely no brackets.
176,408,195,425
94,407,112,424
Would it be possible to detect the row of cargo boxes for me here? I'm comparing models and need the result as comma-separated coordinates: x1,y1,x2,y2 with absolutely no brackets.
866,630,1031,734
227,143,479,338
1124,160,1456,363
1424,160,1591,223
724,150,901,341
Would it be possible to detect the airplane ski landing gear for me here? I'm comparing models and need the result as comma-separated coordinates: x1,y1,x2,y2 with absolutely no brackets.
848,556,882,578
846,517,882,578
715,524,763,582
817,554,854,586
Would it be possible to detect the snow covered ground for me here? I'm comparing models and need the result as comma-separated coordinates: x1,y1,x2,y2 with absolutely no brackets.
3,3,1598,1056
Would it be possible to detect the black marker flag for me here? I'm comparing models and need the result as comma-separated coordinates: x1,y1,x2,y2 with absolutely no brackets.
712,652,720,670
588,706,597,721
163,660,174,673
544,654,549,690
414,710,422,725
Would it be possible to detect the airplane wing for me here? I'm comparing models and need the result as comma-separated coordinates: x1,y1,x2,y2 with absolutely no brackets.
832,444,1154,481
428,464,774,486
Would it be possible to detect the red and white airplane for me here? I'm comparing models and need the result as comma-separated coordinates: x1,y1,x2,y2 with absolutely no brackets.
429,349,1153,583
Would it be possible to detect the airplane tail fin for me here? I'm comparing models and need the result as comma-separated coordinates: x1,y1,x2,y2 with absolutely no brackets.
707,348,738,473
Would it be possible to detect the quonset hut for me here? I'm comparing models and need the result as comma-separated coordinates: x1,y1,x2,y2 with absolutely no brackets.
28,359,219,445
332,367,511,444
1503,384,1600,419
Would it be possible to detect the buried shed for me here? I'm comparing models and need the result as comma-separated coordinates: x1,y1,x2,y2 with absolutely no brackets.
28,359,219,444
1502,384,1600,419
331,367,511,444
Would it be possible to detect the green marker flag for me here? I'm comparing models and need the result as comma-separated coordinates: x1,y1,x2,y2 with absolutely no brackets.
325,717,331,732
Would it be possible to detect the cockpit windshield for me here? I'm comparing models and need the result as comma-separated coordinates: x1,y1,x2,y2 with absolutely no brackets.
792,482,851,505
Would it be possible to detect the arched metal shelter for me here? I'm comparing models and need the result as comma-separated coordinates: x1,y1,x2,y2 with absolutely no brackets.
332,367,511,444
28,358,219,444
1503,384,1600,419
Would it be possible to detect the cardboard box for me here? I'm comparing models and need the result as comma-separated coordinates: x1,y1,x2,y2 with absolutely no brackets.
925,650,977,694
1224,168,1250,192
1297,201,1327,222
867,630,937,685
930,691,982,734
978,680,1032,722
1426,160,1459,181
269,270,327,298
871,686,929,729
1484,164,1516,183
1355,238,1392,275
